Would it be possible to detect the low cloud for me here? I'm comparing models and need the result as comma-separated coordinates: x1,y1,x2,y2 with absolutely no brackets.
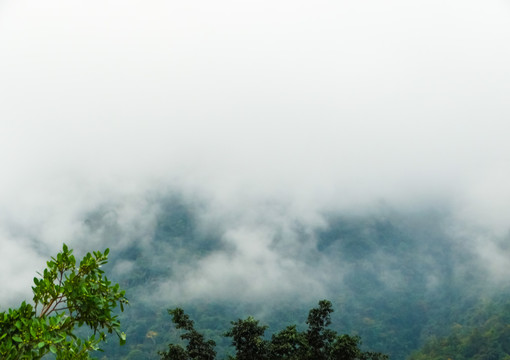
1,0,510,306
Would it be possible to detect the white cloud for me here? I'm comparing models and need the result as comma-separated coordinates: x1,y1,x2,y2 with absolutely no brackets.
1,0,510,304
156,226,328,303
0,231,46,304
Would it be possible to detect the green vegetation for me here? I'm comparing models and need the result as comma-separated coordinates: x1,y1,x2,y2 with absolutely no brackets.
5,200,510,360
0,244,127,359
93,201,509,360
159,308,216,360
162,300,388,360
409,298,510,360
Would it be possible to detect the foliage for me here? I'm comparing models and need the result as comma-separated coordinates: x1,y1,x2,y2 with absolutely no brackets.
159,308,216,360
162,300,388,360
409,300,510,360
269,325,307,359
0,244,128,359
305,299,336,360
225,316,269,360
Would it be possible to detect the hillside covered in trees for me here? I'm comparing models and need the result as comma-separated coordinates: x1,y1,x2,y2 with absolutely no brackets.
69,195,510,360
3,0,510,359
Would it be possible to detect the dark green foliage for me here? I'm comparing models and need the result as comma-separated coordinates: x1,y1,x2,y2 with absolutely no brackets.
163,301,388,360
0,244,127,359
225,317,269,360
160,345,189,360
159,308,216,360
305,299,336,360
409,299,510,360
270,325,307,359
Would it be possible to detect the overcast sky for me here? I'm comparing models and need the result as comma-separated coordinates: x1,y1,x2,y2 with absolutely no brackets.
1,0,510,304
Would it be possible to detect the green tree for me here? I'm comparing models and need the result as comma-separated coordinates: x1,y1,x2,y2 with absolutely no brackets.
224,316,269,360
305,299,336,359
0,244,128,359
159,308,216,360
276,300,387,360
269,325,307,360
163,301,388,360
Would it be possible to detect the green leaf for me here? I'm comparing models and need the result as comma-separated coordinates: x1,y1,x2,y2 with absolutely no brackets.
49,344,57,354
119,332,126,346
12,336,22,343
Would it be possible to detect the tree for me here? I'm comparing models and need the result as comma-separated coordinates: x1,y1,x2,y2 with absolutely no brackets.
0,244,128,359
162,301,388,360
224,317,269,360
269,325,307,360
305,299,336,360
159,308,216,360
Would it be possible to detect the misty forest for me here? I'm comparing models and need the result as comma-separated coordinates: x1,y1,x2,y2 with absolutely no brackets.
97,199,510,360
5,196,510,360
3,0,510,359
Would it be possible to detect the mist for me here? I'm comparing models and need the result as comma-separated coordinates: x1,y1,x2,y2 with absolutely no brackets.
1,0,510,308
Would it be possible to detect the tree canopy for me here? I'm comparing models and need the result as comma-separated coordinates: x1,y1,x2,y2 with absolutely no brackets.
161,300,388,360
159,308,216,360
0,244,128,359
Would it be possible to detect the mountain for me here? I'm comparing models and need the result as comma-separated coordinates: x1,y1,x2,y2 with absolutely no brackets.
82,195,509,359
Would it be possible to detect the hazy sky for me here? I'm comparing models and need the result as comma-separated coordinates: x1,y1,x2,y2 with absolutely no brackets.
1,0,510,304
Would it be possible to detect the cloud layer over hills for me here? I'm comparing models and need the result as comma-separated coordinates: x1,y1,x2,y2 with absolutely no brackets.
1,0,510,305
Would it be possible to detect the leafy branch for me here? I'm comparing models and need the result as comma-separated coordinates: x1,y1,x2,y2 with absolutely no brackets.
0,244,128,359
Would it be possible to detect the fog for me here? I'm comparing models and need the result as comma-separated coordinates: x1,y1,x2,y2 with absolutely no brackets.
1,0,510,305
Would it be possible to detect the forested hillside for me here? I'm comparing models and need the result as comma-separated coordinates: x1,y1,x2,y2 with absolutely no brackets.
409,297,510,360
2,0,510,359
80,196,510,360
